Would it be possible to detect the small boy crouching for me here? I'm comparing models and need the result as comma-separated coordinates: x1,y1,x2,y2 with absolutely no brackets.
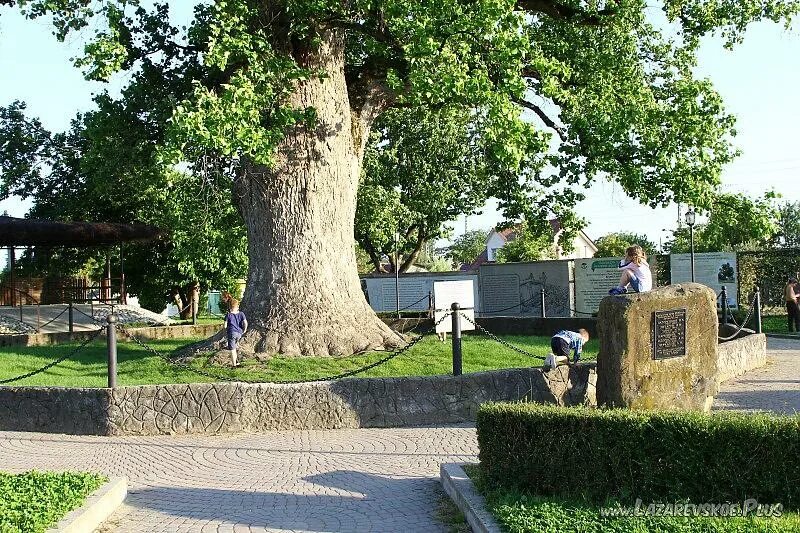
547,328,589,368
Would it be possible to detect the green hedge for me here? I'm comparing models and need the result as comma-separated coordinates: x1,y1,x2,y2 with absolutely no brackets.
477,403,800,508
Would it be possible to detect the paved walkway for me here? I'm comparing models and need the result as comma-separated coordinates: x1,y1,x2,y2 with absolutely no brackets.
714,336,800,415
0,426,478,532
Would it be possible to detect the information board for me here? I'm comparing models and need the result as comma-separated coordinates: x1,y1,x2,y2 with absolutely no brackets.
670,252,738,308
434,280,476,333
478,261,573,316
574,257,624,315
362,274,479,313
652,308,687,359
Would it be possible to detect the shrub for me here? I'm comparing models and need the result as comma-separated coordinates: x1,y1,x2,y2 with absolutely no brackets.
477,403,800,508
0,471,106,533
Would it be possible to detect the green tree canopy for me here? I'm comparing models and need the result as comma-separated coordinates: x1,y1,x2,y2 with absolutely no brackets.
665,193,779,253
774,201,800,248
446,230,491,267
495,222,559,263
4,0,798,356
594,232,659,257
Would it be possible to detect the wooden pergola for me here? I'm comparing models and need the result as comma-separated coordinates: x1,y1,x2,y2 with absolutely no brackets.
1,216,164,305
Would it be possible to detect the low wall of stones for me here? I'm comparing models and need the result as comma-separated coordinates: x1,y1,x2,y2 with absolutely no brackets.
0,323,221,348
0,387,110,434
0,364,596,436
0,330,100,348
716,333,767,385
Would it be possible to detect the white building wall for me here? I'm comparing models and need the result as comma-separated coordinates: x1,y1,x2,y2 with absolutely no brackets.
486,233,507,261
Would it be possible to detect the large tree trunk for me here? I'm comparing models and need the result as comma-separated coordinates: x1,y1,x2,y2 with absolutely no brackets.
232,32,400,357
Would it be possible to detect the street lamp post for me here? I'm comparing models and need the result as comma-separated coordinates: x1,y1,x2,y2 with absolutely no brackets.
685,208,696,282
394,231,400,318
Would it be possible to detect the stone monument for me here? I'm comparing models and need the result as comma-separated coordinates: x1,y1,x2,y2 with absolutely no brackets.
596,283,718,411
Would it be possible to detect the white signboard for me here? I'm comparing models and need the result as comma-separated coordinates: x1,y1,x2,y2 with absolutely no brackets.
574,257,624,315
434,280,476,333
670,252,738,308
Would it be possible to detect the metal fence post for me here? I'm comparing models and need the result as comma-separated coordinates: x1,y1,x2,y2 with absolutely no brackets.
68,302,74,333
754,284,762,334
721,286,729,326
106,313,118,388
540,287,546,318
451,302,462,377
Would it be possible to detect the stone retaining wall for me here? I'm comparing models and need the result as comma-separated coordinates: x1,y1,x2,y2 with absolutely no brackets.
0,365,596,436
716,333,767,385
0,323,221,347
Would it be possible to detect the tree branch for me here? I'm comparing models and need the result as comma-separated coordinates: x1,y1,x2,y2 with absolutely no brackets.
514,97,567,141
516,0,620,25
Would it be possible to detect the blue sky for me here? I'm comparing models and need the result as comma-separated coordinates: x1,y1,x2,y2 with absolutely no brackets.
1,6,799,251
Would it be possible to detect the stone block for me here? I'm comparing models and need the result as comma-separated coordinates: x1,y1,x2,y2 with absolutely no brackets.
596,283,718,411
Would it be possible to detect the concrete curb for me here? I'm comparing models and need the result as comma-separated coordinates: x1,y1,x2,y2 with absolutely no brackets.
440,463,502,533
48,476,127,533
766,333,800,340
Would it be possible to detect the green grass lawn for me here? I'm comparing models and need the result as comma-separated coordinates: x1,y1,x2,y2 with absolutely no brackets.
464,465,800,533
0,332,597,387
0,471,106,533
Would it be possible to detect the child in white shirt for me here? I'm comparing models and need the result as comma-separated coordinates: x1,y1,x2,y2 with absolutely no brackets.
609,245,653,295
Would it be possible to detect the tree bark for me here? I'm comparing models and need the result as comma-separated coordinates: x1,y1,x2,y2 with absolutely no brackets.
231,31,401,357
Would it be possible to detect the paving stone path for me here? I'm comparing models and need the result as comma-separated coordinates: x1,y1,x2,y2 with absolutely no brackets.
714,336,800,415
0,426,478,532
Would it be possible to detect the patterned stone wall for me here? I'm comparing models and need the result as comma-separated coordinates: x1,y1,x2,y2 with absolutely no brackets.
0,365,596,435
0,387,109,434
108,364,597,435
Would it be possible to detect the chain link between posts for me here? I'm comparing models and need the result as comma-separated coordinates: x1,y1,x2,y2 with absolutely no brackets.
717,292,759,341
458,312,547,361
0,327,105,385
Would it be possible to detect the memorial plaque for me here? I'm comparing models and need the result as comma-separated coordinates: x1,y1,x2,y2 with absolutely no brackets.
652,308,687,359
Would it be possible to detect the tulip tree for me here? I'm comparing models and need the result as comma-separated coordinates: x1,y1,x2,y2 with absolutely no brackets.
10,0,798,357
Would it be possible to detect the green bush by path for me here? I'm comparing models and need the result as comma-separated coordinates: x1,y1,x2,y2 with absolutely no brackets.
465,465,800,533
476,403,800,509
0,334,597,387
0,471,106,533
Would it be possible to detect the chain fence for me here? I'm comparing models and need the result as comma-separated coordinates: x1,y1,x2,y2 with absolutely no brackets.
717,291,759,341
0,327,105,385
459,313,547,360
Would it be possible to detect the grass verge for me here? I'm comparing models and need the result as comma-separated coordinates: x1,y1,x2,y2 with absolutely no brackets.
0,471,106,533
0,333,597,386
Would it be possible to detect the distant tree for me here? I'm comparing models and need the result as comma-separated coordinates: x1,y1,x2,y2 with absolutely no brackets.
446,230,490,267
355,244,375,275
774,201,800,248
355,106,554,274
594,232,659,258
416,241,454,272
495,223,558,263
665,193,779,253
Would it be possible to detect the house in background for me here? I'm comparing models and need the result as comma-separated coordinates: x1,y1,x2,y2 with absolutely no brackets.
466,219,597,270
